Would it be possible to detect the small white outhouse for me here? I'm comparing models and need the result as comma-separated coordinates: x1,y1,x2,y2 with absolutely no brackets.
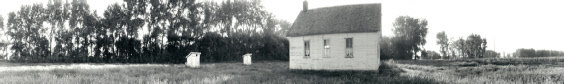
185,52,201,68
243,53,252,65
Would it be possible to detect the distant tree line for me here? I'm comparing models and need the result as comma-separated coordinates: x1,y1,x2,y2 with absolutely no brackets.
421,50,441,59
483,50,500,58
4,0,290,63
380,16,495,60
449,34,490,58
514,48,564,57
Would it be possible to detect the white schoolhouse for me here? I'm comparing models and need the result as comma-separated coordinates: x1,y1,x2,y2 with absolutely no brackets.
287,2,382,70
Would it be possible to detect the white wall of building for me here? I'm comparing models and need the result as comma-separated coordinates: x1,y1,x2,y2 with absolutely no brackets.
288,32,381,70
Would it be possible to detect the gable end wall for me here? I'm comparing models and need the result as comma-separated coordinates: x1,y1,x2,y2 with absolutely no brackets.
288,32,380,70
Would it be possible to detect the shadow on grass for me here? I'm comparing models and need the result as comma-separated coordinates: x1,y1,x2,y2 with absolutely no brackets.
287,70,441,84
290,70,378,77
286,60,444,84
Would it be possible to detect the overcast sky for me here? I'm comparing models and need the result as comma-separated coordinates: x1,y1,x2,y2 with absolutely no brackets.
1,0,563,55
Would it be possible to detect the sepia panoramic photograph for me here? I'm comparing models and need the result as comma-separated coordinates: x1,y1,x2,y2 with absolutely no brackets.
0,0,563,84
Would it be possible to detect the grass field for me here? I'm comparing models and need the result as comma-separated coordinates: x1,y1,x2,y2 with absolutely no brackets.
2,59,564,84
396,59,564,84
0,61,438,84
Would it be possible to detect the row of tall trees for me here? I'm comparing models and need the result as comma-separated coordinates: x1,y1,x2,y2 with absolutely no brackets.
435,31,492,59
380,16,429,60
4,0,290,63
0,16,6,59
435,31,497,59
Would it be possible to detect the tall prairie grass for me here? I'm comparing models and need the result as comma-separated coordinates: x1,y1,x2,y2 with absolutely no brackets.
3,60,561,84
399,62,564,84
0,61,440,84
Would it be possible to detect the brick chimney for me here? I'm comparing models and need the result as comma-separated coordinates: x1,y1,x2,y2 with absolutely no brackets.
303,0,308,12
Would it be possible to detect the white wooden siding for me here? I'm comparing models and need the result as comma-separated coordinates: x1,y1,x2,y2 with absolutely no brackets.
288,32,381,70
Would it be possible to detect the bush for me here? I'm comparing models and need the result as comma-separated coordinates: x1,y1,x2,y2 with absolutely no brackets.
379,59,404,76
449,61,479,67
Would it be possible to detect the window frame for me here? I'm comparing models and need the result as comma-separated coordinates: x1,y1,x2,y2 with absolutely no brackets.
345,38,353,58
304,40,310,58
323,39,330,58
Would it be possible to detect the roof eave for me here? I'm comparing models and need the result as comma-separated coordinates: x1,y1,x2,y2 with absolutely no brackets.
286,30,380,37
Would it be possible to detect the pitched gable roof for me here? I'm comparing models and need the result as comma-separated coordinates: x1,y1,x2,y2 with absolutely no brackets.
286,3,382,37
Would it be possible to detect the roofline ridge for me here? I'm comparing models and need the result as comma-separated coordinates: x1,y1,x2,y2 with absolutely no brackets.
304,3,381,11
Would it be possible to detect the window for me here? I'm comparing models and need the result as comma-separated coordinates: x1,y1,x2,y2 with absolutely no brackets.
323,39,330,58
345,38,353,58
304,40,310,57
